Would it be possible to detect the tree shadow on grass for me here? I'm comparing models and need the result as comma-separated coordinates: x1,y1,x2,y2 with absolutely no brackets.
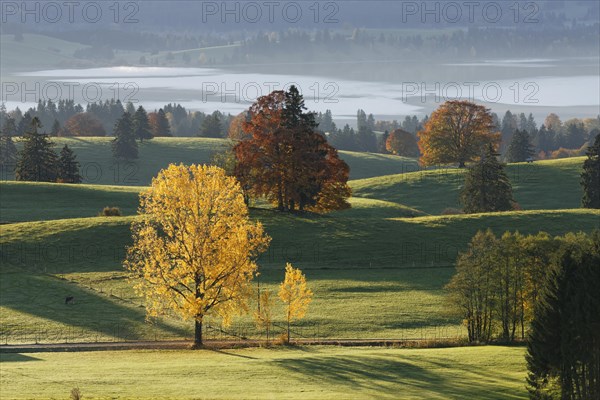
0,353,41,362
1,270,189,343
273,352,526,399
273,354,444,397
206,348,257,359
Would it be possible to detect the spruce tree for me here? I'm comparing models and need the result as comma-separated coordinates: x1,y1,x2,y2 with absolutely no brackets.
133,106,152,142
111,112,138,160
460,145,514,213
199,112,222,137
0,132,18,173
125,101,136,115
156,109,171,137
581,133,600,208
51,119,61,136
56,145,82,183
16,112,32,136
15,117,58,182
526,233,600,399
2,116,17,136
506,129,535,162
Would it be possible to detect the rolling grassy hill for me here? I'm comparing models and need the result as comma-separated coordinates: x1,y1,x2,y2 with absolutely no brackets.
2,178,598,341
3,137,418,184
0,156,587,222
351,157,587,214
1,140,597,344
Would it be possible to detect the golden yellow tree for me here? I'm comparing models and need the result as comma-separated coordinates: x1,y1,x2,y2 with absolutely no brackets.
253,288,274,343
279,263,312,343
125,164,271,347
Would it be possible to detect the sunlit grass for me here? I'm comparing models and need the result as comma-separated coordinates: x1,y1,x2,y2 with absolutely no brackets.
0,346,528,399
351,157,586,214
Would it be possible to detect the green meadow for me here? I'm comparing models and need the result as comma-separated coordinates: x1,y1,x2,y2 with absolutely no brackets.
0,346,528,399
2,137,418,186
0,137,597,398
1,141,598,343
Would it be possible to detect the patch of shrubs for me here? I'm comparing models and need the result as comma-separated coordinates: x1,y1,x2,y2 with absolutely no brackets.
99,206,122,217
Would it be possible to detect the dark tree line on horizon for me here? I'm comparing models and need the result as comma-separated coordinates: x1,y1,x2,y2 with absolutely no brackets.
2,101,599,164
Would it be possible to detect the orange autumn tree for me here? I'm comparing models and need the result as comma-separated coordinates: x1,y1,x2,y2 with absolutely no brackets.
228,111,251,140
418,100,500,167
125,164,270,348
234,86,351,212
386,128,419,157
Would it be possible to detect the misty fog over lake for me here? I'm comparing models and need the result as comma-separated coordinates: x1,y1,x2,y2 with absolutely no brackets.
4,56,599,125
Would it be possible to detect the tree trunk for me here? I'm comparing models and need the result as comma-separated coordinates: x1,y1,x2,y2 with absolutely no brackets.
287,307,291,344
277,186,284,211
194,319,203,348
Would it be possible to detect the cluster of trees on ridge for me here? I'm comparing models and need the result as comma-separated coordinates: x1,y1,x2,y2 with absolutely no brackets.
447,228,600,399
0,117,82,183
232,86,351,212
322,108,599,162
0,102,234,139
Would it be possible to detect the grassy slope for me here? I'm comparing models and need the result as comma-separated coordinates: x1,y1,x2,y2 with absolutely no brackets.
1,151,596,341
0,182,425,222
4,137,415,185
0,157,583,222
1,206,598,341
0,182,140,222
0,34,90,71
0,346,527,399
351,157,587,214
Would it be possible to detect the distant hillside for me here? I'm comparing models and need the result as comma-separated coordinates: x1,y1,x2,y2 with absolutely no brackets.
351,157,588,215
0,33,91,71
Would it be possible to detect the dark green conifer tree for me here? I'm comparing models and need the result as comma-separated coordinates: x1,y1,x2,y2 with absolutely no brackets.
56,144,82,183
460,145,514,213
15,117,57,182
111,112,138,160
581,134,600,208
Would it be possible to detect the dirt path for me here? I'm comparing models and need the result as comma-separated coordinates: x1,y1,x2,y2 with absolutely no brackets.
0,338,463,353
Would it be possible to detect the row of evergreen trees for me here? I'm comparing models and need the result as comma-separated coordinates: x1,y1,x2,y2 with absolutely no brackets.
0,101,235,139
235,23,598,63
0,118,81,183
110,106,153,160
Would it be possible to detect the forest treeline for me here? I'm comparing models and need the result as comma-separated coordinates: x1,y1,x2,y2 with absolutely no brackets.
1,101,598,161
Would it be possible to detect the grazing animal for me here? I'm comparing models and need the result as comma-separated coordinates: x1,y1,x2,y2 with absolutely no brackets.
65,296,75,305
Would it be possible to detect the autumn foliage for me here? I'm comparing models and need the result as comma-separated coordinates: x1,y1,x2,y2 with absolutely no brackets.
418,100,500,167
63,112,106,136
279,263,313,342
234,86,351,212
125,164,271,347
386,128,419,157
228,111,251,140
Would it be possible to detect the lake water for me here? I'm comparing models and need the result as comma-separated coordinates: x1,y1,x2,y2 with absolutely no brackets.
4,58,599,123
